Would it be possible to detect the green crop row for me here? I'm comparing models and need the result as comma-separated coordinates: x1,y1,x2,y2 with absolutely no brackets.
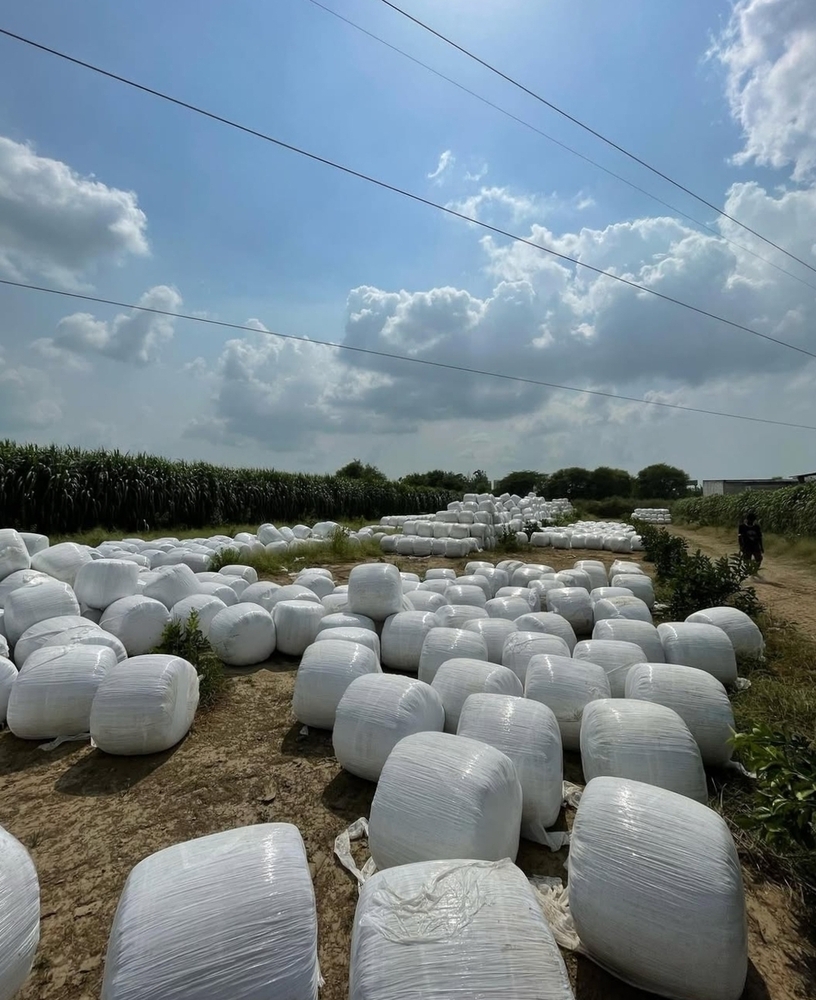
674,483,816,536
0,441,460,535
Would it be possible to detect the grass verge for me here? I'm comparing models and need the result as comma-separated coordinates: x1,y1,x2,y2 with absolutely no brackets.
673,523,816,570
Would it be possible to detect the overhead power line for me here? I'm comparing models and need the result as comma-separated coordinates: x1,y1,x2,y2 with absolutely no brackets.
2,276,815,432
0,28,814,364
378,0,816,278
306,0,816,295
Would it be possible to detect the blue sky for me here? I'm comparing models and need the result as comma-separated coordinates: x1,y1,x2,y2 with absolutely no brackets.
1,0,815,481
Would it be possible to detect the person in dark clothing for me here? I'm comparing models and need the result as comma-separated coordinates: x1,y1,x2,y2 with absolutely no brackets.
738,511,764,571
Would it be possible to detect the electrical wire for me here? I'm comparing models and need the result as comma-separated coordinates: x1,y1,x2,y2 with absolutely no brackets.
305,0,816,295
377,0,816,278
2,276,815,432
0,26,814,362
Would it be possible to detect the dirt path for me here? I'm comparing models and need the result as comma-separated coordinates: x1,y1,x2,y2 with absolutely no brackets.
670,526,816,638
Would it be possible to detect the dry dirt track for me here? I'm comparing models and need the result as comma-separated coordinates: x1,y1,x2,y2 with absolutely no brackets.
1,546,814,1000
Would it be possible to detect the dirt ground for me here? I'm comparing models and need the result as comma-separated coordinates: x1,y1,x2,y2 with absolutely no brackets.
1,544,814,999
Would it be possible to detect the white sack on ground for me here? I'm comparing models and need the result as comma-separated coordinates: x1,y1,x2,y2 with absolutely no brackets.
43,624,127,663
501,631,571,685
381,612,437,673
418,628,488,685
273,601,325,657
170,595,227,637
0,824,40,1000
31,542,91,585
348,564,403,620
567,776,747,1000
573,640,647,697
333,674,444,781
457,694,563,842
658,622,738,686
525,654,611,752
7,644,116,739
580,699,708,803
315,627,380,659
4,579,81,646
0,657,16,724
348,858,574,1000
462,618,518,663
293,640,381,729
430,658,522,733
513,612,577,652
101,823,319,1000
625,663,736,767
208,605,275,666
73,559,139,610
546,588,593,635
686,607,765,658
142,565,200,609
368,732,522,869
592,619,664,663
91,654,200,755
101,597,171,657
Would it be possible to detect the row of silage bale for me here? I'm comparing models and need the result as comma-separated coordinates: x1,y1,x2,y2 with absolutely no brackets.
633,506,672,523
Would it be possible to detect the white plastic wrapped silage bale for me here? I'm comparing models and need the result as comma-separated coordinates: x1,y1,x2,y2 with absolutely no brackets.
430,658,522,732
403,589,447,613
0,656,16,723
218,564,258,584
593,595,653,625
380,611,437,673
237,581,281,612
73,559,139,610
4,579,81,646
591,619,664,663
686,607,764,658
573,639,647,697
30,541,91,585
295,571,335,599
293,640,381,729
19,531,49,556
658,622,738,686
101,596,171,656
8,644,116,740
43,624,128,663
348,858,574,1000
444,584,487,609
170,594,228,637
317,611,375,633
0,569,48,609
0,529,31,583
610,573,655,608
11,614,86,667
418,627,488,684
90,654,199,755
267,584,322,608
457,694,563,843
333,674,444,781
525,653,611,751
314,627,380,659
207,604,275,666
513,612,577,652
461,618,517,663
195,581,238,606
555,569,593,592
368,732,522,869
485,596,535,621
0,823,40,1000
580,699,707,802
348,564,403,621
141,564,200,609
625,663,735,767
609,559,643,577
565,776,746,1000
546,587,593,635
590,586,634,604
573,559,607,590
273,600,325,657
501,631,572,685
495,586,540,611
101,823,320,1000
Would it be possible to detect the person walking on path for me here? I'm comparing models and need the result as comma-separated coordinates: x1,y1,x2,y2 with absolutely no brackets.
738,511,764,572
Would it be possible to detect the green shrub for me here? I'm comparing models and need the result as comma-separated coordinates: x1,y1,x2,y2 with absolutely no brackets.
675,483,816,537
208,547,242,572
154,610,226,709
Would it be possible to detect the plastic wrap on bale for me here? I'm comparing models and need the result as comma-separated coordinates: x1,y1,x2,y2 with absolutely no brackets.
594,595,653,624
30,541,91,585
101,596,172,657
525,653,611,752
368,731,522,869
43,623,128,662
461,618,518,663
314,627,381,659
0,569,47,608
434,604,488,629
430,658,522,733
685,607,765,658
610,573,655,609
208,604,276,666
380,611,438,673
273,601,326,657
11,614,87,667
592,619,664,663
170,595,228,637
457,693,563,842
73,559,140,610
0,824,40,1000
546,587,593,635
513,612,577,652
348,858,574,1000
501,631,571,685
293,640,382,729
348,564,403,621
0,656,16,724
333,674,445,781
4,579,81,646
567,776,746,1000
657,622,738,686
580,699,708,803
572,639,647,697
100,824,319,1000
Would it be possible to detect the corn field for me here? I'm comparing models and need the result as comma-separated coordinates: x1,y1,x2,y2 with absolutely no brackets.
0,442,460,534
674,483,816,536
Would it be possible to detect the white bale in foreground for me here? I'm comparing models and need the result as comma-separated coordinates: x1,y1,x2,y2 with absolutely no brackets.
4,579,81,646
546,587,593,635
73,559,139,610
348,564,403,620
314,627,380,659
658,622,738,686
0,824,40,1000
457,694,563,842
368,732,522,869
349,859,573,1000
501,631,571,685
333,674,444,781
91,654,200,755
101,596,172,657
273,601,325,657
580,699,707,803
568,777,746,1000
514,612,577,652
31,541,91,585
101,824,319,1000
525,654,611,752
293,640,381,729
431,658,522,733
208,605,275,666
8,644,116,739
625,663,736,767
686,607,764,658
43,624,127,663
573,639,647,697
0,656,16,723
380,611,437,673
0,569,48,609
462,618,518,663
592,619,664,663
0,529,30,582
11,614,86,667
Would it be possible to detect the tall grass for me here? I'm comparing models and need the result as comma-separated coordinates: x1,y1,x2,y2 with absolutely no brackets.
675,482,816,536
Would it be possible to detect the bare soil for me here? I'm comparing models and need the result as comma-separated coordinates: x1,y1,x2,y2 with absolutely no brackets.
1,546,813,999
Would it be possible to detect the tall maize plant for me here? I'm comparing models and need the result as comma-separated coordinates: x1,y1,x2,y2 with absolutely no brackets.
0,441,461,534
674,484,816,536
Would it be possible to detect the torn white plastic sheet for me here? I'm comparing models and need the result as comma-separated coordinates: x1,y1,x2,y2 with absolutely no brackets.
334,817,377,889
